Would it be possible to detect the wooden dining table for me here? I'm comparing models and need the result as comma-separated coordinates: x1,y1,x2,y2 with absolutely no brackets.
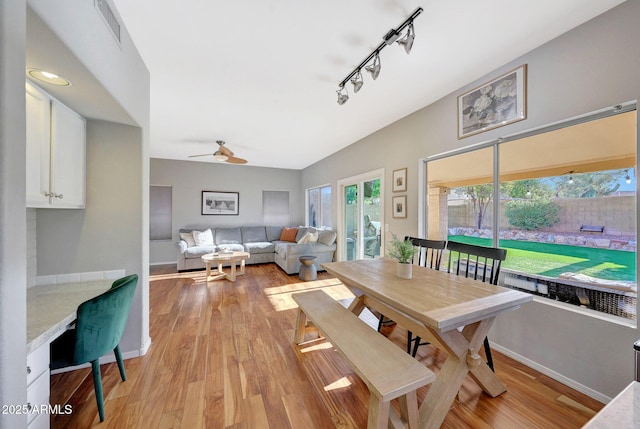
322,258,533,429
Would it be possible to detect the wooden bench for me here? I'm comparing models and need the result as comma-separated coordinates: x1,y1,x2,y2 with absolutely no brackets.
580,224,604,233
292,290,435,429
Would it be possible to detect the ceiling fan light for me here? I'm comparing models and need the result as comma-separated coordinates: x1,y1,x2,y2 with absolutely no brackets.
397,23,415,54
336,87,349,105
213,150,228,161
365,54,381,80
351,71,363,93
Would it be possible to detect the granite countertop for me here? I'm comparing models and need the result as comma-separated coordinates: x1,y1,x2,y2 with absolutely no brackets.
583,381,640,428
27,280,112,353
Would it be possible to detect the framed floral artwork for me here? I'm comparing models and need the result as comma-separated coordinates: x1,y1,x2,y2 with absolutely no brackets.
392,195,407,218
458,64,527,139
392,168,407,192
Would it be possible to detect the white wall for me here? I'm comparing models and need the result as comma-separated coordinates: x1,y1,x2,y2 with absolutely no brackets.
0,1,28,426
302,0,640,400
150,158,303,264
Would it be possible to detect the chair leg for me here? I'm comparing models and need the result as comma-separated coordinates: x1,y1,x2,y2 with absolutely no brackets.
411,335,422,358
407,331,414,354
91,360,105,422
114,345,127,381
484,336,494,372
377,314,385,332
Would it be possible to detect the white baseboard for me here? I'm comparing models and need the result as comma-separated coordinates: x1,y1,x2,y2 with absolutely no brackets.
150,261,177,266
490,342,612,403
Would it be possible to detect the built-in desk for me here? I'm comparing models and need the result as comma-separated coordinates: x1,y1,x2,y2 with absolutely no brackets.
27,280,112,353
26,280,113,429
583,381,640,428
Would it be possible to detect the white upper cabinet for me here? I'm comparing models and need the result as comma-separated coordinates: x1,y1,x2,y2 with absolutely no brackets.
25,82,51,206
25,81,86,208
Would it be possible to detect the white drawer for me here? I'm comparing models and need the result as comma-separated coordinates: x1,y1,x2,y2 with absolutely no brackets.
28,410,49,429
27,370,50,424
27,343,49,386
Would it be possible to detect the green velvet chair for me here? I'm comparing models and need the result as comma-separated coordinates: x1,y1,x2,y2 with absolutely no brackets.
50,274,138,422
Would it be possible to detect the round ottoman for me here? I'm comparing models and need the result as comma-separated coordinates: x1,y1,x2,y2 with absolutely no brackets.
299,256,318,281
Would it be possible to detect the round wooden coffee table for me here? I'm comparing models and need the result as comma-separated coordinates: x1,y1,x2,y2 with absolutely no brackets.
201,251,250,282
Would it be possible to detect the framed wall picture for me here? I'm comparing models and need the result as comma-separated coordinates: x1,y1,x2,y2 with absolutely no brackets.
457,64,527,139
392,195,407,218
201,191,239,215
392,168,407,192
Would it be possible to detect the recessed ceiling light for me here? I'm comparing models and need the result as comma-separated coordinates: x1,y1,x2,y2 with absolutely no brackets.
27,69,72,87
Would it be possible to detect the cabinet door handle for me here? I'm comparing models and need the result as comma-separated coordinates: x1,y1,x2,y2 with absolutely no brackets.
27,366,31,375
55,193,64,199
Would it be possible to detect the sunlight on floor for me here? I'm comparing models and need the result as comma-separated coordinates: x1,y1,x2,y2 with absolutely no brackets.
149,271,208,282
323,377,352,392
263,278,355,311
300,342,334,354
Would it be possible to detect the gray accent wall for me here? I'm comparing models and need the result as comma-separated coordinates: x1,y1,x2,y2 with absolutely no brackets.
302,1,639,400
150,158,303,264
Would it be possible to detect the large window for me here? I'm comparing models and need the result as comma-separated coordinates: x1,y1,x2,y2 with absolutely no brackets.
307,185,332,227
424,107,637,322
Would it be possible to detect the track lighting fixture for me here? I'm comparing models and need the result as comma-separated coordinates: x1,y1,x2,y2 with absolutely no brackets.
625,169,632,184
365,54,381,80
336,87,349,105
397,23,415,54
568,172,574,184
351,71,364,93
335,7,422,105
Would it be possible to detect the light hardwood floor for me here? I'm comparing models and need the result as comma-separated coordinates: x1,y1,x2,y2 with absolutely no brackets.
50,263,603,428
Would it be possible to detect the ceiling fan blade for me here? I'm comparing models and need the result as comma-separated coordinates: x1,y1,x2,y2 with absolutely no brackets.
188,153,213,158
219,145,234,157
226,156,247,164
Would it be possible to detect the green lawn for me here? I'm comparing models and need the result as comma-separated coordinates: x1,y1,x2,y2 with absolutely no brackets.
448,235,637,282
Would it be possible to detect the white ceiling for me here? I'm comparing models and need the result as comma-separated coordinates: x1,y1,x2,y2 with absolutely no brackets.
111,0,626,170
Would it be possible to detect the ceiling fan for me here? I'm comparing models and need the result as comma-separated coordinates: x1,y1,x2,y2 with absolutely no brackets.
189,140,247,164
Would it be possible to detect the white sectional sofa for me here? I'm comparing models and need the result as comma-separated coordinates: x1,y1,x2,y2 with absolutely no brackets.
176,225,337,275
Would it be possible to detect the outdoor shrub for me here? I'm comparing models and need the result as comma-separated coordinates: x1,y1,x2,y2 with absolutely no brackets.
504,199,561,230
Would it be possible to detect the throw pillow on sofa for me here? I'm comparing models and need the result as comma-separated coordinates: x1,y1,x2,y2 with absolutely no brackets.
317,229,337,246
297,230,319,244
192,228,214,246
180,232,196,247
280,227,298,242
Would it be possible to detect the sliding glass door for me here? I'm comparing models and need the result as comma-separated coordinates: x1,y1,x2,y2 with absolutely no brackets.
338,170,384,261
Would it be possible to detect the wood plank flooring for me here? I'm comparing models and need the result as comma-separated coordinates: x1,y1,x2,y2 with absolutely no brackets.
50,263,603,428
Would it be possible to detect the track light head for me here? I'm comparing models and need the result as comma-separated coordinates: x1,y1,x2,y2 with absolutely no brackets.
336,87,349,105
383,29,401,45
351,71,363,93
365,54,381,80
397,23,415,54
626,169,632,184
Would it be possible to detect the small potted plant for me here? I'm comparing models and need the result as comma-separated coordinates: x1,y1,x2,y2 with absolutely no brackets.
387,234,417,279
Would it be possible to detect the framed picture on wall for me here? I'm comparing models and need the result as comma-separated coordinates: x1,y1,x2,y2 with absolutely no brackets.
201,191,239,215
392,195,407,218
457,64,527,139
392,168,407,192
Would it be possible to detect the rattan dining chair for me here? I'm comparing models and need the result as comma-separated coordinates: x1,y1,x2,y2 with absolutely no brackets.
50,274,138,422
446,241,507,371
378,237,447,357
